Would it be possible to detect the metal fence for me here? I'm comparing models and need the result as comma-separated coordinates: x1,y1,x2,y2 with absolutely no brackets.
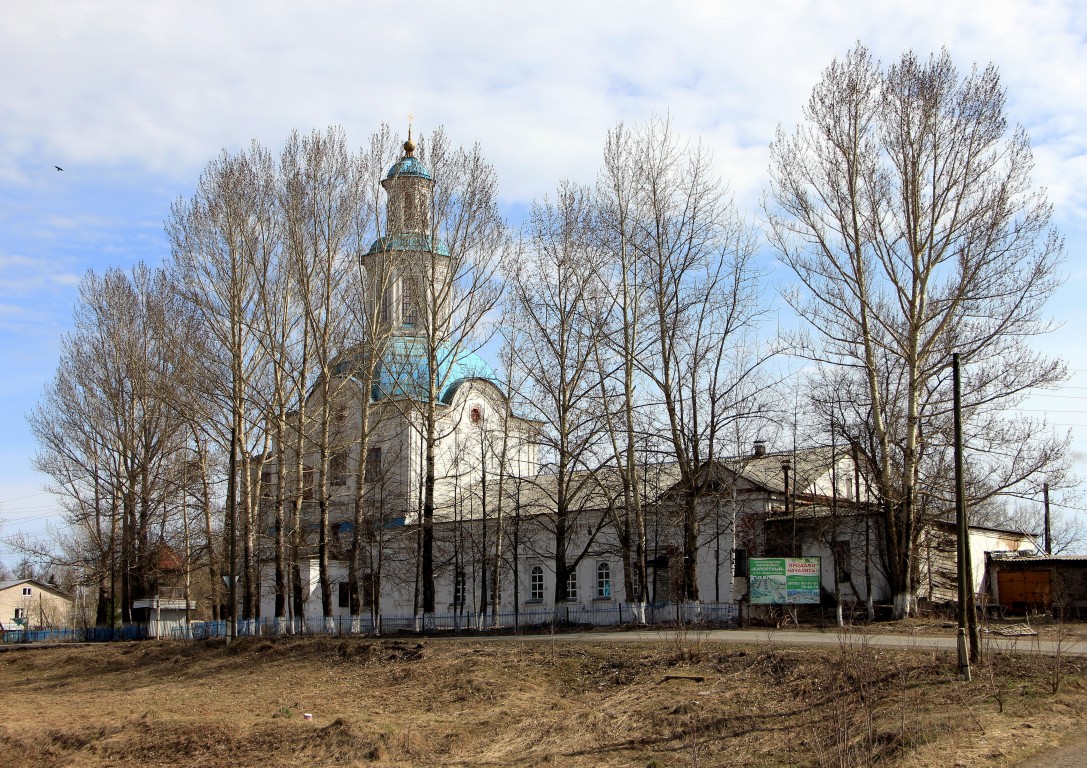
171,602,737,639
1,602,738,645
1,625,149,644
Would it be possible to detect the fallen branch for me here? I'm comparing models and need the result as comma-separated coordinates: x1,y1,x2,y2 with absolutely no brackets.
660,675,706,683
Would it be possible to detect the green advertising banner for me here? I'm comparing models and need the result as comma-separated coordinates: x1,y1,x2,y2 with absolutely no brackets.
748,557,821,605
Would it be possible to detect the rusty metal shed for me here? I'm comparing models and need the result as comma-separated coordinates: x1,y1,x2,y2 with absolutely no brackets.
987,554,1087,617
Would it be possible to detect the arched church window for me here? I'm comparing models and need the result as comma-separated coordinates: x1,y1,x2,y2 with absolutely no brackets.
470,406,483,424
402,277,417,326
530,566,544,602
301,466,315,501
418,194,429,231
365,447,382,482
404,190,416,228
330,451,348,486
453,570,466,610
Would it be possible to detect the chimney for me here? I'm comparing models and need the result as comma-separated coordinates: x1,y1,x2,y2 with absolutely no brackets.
753,439,766,458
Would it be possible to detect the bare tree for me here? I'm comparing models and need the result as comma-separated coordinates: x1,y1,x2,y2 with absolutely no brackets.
593,122,652,621
277,127,363,630
504,180,613,616
29,265,193,626
612,116,770,604
767,46,1067,617
339,126,400,630
169,142,278,636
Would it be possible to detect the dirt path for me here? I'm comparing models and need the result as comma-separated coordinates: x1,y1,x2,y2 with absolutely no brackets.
462,627,1087,656
1019,738,1087,767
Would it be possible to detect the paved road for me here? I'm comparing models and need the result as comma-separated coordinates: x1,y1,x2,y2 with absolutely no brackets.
5,627,1082,657
471,627,1087,657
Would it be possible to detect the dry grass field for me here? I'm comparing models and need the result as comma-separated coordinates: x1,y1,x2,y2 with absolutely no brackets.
0,629,1085,767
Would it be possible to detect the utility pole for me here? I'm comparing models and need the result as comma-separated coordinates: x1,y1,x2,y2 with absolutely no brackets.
953,353,979,675
782,460,794,556
1043,482,1052,555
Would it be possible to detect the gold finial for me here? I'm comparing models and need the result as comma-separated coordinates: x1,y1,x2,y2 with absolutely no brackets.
404,113,415,156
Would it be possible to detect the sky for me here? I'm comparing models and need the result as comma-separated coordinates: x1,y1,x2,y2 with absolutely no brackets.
2,0,1087,565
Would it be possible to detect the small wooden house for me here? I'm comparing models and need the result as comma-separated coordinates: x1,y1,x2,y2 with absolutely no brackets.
0,579,73,630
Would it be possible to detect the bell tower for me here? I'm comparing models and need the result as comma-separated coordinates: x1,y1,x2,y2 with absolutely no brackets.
362,125,451,338
381,127,433,237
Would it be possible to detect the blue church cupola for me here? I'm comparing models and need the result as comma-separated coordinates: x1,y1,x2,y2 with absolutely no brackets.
362,125,453,339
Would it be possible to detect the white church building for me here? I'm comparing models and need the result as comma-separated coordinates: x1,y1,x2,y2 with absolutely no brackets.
255,135,1033,632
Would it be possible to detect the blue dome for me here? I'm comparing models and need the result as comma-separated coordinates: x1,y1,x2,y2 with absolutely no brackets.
370,337,496,404
366,233,450,257
386,156,432,180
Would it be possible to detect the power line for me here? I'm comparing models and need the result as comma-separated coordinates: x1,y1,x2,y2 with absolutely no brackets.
0,504,64,514
1,511,66,524
1018,409,1087,414
0,491,49,504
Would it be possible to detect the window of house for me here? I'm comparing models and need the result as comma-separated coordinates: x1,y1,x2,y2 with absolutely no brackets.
336,577,374,613
301,466,315,501
22,587,31,596
450,573,467,608
13,608,23,620
331,404,348,439
259,469,275,500
365,447,382,482
733,548,748,578
470,406,482,424
329,522,352,557
529,566,544,602
834,540,852,583
362,573,376,607
338,581,354,609
566,570,578,601
330,451,348,487
381,289,391,324
596,562,612,599
488,580,501,606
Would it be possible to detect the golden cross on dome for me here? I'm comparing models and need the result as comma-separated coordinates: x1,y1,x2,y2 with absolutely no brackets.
404,113,416,156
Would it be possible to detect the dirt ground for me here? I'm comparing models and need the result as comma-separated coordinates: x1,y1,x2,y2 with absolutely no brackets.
751,607,1087,640
1,630,1085,767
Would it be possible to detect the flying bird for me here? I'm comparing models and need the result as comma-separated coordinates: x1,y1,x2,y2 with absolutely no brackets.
55,166,63,171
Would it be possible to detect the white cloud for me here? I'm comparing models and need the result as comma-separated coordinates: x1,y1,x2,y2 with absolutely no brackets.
3,0,1083,211
2,0,1087,543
